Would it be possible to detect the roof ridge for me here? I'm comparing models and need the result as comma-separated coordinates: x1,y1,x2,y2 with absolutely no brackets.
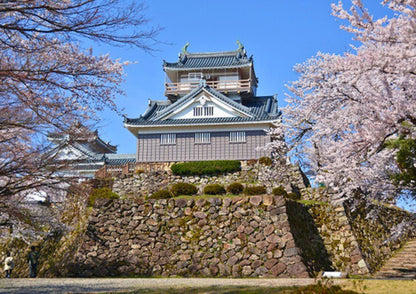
184,50,242,58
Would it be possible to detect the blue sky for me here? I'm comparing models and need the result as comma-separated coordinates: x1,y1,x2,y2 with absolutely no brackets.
95,0,392,154
92,1,414,211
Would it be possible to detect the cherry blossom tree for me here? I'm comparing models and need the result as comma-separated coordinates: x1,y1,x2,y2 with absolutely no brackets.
284,0,416,203
0,1,158,210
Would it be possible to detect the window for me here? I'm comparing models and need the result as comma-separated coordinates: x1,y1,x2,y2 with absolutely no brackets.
193,106,203,116
160,133,176,145
204,106,213,116
195,132,210,144
189,72,202,80
230,131,246,143
193,106,214,117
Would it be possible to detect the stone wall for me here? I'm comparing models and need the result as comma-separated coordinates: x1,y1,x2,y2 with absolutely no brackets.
344,198,416,272
287,201,370,275
72,195,309,278
112,163,309,198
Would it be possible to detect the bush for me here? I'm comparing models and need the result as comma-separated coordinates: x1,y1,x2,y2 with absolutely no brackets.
258,156,273,166
272,186,288,197
226,182,244,195
171,160,241,176
88,187,119,207
149,189,172,199
170,182,198,196
203,184,226,195
286,192,301,200
243,185,267,195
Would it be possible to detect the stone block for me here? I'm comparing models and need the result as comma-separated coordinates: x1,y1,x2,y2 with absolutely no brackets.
270,262,286,276
250,196,262,206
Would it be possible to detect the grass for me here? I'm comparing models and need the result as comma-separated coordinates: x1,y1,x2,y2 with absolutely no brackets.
340,279,416,294
113,286,291,294
97,279,416,294
297,199,329,206
174,194,243,200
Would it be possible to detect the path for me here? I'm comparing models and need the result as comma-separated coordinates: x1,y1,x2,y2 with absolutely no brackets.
0,278,319,294
374,238,416,279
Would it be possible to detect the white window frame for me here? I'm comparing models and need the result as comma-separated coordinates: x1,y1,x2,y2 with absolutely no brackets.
188,72,203,80
230,131,246,143
195,132,211,144
160,133,176,145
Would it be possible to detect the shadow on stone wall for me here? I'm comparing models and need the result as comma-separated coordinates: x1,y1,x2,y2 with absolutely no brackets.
344,197,416,272
286,200,334,276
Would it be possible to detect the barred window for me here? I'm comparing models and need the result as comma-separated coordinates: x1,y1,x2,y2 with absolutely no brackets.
195,132,211,144
160,133,176,145
230,131,246,143
193,106,214,117
193,106,203,116
204,106,213,116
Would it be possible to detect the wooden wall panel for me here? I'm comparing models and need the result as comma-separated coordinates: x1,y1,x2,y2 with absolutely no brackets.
137,130,271,162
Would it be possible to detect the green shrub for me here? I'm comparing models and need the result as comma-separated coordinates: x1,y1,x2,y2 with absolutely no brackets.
286,192,301,200
272,186,288,197
171,160,241,176
170,182,198,196
149,189,172,199
226,182,244,195
203,184,226,195
258,156,273,166
135,169,145,175
88,187,119,207
243,185,267,195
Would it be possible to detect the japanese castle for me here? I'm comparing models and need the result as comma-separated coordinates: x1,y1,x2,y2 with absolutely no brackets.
47,122,135,178
124,42,281,162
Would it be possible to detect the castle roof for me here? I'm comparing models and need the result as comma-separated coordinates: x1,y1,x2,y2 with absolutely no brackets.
124,84,280,128
48,122,117,154
163,51,252,71
163,41,253,71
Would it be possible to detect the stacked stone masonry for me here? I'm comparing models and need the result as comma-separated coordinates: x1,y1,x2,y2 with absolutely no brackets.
74,195,310,278
112,163,309,199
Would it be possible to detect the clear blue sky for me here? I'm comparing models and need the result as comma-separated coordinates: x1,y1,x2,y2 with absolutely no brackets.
95,0,392,154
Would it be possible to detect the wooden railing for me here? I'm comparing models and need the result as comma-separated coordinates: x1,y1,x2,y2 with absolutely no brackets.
165,79,252,95
95,160,257,179
95,162,174,178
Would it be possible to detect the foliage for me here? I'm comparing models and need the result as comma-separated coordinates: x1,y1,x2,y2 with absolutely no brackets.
258,157,272,166
87,188,119,207
170,182,198,196
284,0,416,202
0,0,158,220
171,160,241,176
226,182,244,195
136,169,145,175
290,280,358,294
148,189,172,199
243,185,267,196
286,192,301,200
386,137,416,196
272,186,288,197
203,184,226,195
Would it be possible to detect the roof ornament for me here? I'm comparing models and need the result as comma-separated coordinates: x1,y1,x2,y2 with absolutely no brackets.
236,40,247,58
199,77,207,87
179,42,189,64
181,42,189,54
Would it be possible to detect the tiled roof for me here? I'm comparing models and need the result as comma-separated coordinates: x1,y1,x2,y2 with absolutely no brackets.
105,154,136,165
125,86,281,127
163,50,252,70
150,86,253,122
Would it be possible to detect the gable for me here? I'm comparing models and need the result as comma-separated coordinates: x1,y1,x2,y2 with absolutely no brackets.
157,89,253,121
51,144,96,161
